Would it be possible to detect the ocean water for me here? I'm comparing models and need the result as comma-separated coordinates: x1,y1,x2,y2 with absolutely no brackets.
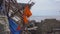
29,16,60,22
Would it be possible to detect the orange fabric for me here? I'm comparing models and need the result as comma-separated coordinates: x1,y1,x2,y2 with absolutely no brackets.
16,25,21,31
23,15,28,24
24,5,32,17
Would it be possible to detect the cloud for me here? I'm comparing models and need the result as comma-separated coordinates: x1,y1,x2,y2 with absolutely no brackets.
55,0,60,1
31,0,60,16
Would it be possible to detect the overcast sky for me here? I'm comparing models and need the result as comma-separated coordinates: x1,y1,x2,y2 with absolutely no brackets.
17,0,60,16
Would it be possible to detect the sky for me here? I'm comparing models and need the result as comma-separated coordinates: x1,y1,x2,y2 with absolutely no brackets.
17,0,60,16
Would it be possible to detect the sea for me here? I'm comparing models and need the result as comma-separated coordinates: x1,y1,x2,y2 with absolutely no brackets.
29,16,60,22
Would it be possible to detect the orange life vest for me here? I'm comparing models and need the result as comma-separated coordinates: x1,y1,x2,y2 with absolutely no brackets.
24,5,32,17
